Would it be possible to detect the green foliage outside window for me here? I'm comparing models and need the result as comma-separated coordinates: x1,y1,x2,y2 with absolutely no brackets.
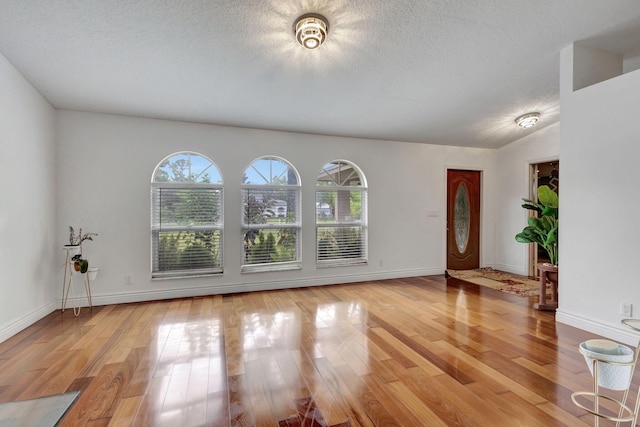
350,191,361,218
317,227,362,260
244,229,297,265
158,231,221,272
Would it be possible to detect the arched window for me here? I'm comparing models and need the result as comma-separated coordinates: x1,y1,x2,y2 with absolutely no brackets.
151,152,223,278
241,156,301,272
316,160,368,267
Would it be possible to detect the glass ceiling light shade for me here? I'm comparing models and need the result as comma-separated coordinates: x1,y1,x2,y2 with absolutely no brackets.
515,112,540,129
294,14,329,49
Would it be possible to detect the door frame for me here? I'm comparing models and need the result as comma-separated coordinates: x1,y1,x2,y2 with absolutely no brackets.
445,167,483,270
527,163,539,277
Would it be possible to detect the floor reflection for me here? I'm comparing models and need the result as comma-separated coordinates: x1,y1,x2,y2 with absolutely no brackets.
151,312,226,424
233,300,369,425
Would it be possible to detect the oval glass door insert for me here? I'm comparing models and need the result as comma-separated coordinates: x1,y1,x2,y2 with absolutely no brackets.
454,183,470,254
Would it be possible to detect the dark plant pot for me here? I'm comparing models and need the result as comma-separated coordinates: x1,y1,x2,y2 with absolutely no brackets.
546,271,558,283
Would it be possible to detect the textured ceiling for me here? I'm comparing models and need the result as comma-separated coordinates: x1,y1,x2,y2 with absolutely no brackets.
1,0,640,148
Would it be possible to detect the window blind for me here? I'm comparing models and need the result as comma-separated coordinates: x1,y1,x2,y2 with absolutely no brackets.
316,189,367,266
315,160,368,267
151,186,223,277
241,186,301,272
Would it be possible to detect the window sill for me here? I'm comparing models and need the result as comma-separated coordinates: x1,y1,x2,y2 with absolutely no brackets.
316,259,368,268
151,270,223,280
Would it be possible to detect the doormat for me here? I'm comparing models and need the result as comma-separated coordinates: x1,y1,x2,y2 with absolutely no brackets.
0,391,79,426
446,267,547,297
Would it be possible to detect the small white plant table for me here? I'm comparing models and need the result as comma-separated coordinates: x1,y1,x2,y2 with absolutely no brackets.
61,245,93,316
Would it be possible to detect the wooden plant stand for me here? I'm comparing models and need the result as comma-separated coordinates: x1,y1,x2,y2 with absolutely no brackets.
534,263,558,311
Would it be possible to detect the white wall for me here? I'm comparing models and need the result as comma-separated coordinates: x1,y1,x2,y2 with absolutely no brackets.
556,43,640,344
494,123,560,275
0,53,56,342
56,111,498,305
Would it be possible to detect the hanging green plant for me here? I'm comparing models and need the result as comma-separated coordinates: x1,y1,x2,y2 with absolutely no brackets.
72,254,89,274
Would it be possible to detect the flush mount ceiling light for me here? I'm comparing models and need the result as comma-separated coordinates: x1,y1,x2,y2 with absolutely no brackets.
515,112,540,129
294,13,329,49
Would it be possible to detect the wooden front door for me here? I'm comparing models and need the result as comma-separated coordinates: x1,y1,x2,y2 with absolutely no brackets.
446,169,481,270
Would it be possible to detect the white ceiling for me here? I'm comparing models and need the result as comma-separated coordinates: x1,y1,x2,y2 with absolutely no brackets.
1,1,640,149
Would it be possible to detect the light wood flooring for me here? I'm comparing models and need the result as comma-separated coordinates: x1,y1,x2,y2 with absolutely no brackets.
0,275,637,426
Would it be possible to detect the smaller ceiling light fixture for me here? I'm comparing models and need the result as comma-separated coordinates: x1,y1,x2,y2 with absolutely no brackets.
515,112,540,129
294,13,329,49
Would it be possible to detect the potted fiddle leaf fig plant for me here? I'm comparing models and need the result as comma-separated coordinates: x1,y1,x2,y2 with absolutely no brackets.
515,185,559,310
515,185,558,266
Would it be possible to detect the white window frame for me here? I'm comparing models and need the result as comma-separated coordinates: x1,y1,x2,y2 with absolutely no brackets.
151,152,223,278
316,160,368,267
241,156,301,273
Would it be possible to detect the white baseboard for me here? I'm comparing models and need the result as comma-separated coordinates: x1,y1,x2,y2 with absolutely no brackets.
556,309,639,346
0,301,58,344
61,267,444,308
